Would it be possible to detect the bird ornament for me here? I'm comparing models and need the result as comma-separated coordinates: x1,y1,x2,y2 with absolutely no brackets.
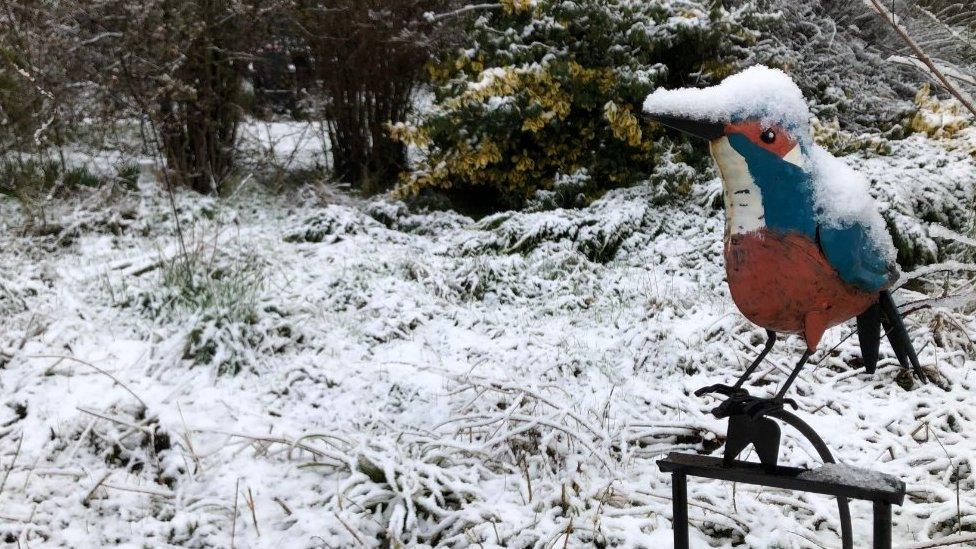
643,65,928,419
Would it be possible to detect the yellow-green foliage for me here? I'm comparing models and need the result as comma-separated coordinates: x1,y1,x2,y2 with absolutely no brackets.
500,0,533,14
604,101,643,148
812,117,893,157
909,84,972,140
395,0,774,209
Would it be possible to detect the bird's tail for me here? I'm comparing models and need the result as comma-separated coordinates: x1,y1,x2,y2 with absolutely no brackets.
859,290,929,383
856,301,882,374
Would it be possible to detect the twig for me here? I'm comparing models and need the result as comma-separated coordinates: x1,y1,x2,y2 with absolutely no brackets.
788,529,831,549
245,486,260,537
928,428,961,533
230,477,240,549
30,354,146,410
425,3,502,23
101,483,175,498
334,512,368,548
0,436,23,498
76,407,150,432
83,472,112,505
273,496,292,516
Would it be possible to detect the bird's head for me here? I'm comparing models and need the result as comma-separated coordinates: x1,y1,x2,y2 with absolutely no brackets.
644,65,812,173
643,66,817,235
648,114,806,169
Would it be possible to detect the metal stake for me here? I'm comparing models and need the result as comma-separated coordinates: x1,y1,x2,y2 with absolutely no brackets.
873,500,892,549
672,471,689,549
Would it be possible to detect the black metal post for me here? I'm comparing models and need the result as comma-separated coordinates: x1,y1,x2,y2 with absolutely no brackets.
672,472,689,549
873,500,892,549
773,410,853,549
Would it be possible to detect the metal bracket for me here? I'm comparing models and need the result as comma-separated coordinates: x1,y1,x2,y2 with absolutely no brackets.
657,392,905,548
659,452,902,548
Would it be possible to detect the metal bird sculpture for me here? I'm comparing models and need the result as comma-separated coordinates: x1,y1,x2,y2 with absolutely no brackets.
644,66,928,418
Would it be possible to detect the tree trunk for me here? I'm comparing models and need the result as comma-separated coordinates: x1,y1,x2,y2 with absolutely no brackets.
157,31,243,195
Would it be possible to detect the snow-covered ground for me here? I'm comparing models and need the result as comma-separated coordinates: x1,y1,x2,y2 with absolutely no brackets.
1,129,976,548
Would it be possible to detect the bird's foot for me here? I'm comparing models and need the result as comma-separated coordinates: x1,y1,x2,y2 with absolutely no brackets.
709,393,797,419
694,384,747,398
912,364,930,385
741,396,798,419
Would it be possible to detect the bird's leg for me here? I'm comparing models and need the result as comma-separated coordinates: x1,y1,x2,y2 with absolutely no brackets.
742,349,812,418
733,330,778,391
696,330,777,397
776,348,812,399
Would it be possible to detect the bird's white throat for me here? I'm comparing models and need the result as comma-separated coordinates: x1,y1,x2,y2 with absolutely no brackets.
708,136,806,236
709,137,765,235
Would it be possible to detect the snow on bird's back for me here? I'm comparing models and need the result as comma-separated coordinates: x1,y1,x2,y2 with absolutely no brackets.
809,145,897,262
643,65,811,132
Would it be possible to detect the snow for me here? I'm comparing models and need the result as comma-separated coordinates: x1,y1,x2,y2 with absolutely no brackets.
643,65,811,132
0,122,975,547
810,144,898,264
797,463,905,493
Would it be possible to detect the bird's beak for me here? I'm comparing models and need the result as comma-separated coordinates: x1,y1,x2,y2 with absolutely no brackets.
646,113,726,141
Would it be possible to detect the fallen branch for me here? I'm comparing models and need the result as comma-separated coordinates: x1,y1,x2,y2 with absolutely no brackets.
929,224,976,248
889,56,976,88
896,261,976,288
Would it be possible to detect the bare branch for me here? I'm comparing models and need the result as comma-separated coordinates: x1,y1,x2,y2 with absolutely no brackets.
425,3,501,22
864,0,976,118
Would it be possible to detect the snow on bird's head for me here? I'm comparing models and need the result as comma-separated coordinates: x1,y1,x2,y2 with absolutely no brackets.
643,65,811,135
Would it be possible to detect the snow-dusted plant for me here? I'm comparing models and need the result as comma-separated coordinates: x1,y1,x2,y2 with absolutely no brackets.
747,1,921,133
394,0,776,209
125,243,299,376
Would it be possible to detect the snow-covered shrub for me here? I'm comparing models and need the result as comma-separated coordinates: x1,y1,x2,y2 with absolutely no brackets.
812,118,896,158
525,168,592,211
459,185,684,263
364,199,471,235
753,0,922,133
395,0,774,209
291,0,457,192
908,84,973,139
283,204,380,244
130,247,300,375
59,0,268,194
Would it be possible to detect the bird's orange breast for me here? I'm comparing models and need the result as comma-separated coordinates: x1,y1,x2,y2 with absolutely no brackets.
724,229,877,350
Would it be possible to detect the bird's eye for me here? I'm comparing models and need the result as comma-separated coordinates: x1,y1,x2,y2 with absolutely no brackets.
760,129,776,144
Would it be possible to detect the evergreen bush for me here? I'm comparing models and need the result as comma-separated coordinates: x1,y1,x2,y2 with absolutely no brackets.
394,0,775,210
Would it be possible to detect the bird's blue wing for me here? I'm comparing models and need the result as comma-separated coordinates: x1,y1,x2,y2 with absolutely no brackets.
817,222,897,293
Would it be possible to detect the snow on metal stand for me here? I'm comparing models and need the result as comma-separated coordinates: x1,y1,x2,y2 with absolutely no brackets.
658,402,906,549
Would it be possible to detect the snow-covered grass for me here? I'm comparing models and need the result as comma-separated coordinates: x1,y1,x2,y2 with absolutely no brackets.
1,129,975,548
